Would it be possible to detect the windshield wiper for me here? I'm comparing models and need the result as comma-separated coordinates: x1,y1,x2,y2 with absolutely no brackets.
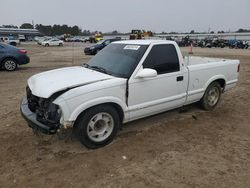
90,66,108,74
83,64,91,69
83,64,110,75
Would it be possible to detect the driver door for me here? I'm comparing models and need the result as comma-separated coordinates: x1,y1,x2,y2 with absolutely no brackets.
128,44,188,121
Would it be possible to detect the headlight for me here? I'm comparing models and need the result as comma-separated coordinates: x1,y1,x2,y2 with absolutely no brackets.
36,99,61,125
46,102,61,120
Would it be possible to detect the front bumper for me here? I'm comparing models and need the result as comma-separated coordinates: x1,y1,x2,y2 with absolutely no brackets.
20,98,58,134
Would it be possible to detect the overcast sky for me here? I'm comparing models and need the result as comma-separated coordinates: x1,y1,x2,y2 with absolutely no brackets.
1,0,249,33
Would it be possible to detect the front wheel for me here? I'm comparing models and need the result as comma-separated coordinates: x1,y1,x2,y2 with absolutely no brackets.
200,82,222,110
75,105,120,149
59,43,63,46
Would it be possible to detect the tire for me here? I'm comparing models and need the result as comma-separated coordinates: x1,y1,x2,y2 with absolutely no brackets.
75,105,120,149
59,43,63,46
200,82,222,110
45,43,49,47
3,58,17,71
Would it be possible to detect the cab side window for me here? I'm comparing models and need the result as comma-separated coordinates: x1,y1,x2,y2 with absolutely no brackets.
143,44,180,74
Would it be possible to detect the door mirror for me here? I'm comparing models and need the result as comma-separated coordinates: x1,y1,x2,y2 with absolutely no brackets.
135,68,157,78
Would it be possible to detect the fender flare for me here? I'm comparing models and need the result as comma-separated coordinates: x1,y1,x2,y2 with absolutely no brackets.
203,75,226,91
68,97,128,121
1,56,18,65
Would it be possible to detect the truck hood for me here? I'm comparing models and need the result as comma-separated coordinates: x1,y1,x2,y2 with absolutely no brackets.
28,66,114,98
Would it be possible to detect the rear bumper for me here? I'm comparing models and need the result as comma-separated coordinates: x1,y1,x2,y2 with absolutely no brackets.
20,98,58,134
18,55,30,65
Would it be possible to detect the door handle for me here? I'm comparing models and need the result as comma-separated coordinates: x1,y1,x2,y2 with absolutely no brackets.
176,76,183,82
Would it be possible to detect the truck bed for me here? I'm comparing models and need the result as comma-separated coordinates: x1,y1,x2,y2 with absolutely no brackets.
183,56,239,105
184,56,230,66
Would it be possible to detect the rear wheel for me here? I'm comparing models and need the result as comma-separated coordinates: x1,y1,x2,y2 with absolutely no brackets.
59,43,63,46
75,105,120,149
200,82,222,110
45,43,49,47
3,58,17,71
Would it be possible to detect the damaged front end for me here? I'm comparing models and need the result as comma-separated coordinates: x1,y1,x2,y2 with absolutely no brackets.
21,86,62,134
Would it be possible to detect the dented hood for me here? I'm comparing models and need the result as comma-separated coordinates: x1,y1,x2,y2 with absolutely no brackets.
28,66,114,98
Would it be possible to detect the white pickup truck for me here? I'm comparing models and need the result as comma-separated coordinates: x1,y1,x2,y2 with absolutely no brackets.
21,40,240,148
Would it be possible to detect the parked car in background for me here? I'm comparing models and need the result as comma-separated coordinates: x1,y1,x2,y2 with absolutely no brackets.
228,40,249,49
18,35,26,42
0,36,20,46
34,36,44,42
41,38,64,47
37,37,52,45
67,36,87,42
84,38,122,55
0,42,30,71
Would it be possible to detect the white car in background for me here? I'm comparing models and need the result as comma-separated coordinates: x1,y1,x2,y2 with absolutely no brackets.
36,37,52,45
0,36,20,46
41,38,64,47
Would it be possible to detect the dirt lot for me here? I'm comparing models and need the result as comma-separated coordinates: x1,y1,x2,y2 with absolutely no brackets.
0,42,250,188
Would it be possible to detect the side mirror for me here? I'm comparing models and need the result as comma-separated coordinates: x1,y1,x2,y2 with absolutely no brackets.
135,68,157,79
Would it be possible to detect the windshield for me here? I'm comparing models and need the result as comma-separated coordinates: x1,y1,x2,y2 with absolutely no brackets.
85,43,148,78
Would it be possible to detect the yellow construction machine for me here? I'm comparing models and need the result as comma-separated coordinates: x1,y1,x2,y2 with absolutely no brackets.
129,30,153,40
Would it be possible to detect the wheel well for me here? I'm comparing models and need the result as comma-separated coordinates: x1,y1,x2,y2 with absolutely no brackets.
1,57,17,66
75,103,124,125
108,103,124,122
214,79,226,90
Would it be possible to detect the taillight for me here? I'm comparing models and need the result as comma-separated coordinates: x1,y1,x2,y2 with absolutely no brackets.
19,49,27,54
237,63,240,72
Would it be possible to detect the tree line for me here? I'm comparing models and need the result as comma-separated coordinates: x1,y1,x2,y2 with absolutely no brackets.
0,23,93,36
35,24,82,36
21,23,84,36
1,23,250,35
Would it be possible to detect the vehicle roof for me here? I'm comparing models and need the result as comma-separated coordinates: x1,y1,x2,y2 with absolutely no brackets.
113,39,176,45
0,42,17,49
46,38,60,41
